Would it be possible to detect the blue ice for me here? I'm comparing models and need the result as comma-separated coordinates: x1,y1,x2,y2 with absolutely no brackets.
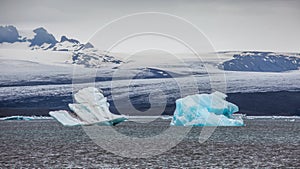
170,91,244,126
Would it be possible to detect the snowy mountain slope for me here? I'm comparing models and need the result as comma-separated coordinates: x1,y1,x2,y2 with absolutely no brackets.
0,49,72,66
0,25,122,68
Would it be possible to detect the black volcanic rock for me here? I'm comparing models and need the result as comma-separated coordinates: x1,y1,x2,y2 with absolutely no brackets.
0,25,19,43
30,27,57,47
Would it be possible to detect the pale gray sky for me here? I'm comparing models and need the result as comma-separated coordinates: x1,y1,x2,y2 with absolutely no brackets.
0,0,299,52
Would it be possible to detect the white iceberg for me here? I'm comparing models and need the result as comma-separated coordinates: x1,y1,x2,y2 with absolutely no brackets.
49,87,127,126
170,91,244,126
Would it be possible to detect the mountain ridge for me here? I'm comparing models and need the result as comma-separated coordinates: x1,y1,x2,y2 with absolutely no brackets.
0,25,122,68
1,25,300,72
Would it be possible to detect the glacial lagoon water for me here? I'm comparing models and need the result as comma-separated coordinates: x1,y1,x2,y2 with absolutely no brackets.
0,118,299,168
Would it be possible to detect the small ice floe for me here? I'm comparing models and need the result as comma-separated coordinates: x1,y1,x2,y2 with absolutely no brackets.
246,116,300,120
284,119,296,122
160,115,173,120
0,116,34,121
49,87,127,126
170,91,244,126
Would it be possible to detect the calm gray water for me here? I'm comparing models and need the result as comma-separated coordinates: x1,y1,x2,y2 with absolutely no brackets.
0,119,299,168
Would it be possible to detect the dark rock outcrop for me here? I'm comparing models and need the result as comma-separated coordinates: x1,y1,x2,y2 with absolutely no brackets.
60,35,80,44
29,27,57,47
220,52,300,72
0,25,19,43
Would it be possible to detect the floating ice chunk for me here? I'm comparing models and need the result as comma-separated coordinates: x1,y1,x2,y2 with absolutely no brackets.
49,87,127,126
170,91,244,126
49,110,84,126
160,115,173,120
0,116,34,121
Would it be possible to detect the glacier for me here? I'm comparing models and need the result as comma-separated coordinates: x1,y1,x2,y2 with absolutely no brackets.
49,87,127,126
170,91,244,126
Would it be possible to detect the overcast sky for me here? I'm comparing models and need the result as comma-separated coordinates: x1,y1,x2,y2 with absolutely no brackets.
0,0,299,53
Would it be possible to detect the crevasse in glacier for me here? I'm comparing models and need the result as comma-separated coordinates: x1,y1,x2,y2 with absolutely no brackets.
170,91,244,126
49,87,127,126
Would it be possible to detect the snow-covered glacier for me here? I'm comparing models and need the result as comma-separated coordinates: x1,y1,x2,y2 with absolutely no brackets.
49,87,127,126
170,91,244,126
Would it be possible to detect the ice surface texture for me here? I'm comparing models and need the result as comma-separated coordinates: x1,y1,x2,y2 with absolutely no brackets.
49,87,127,126
171,91,244,126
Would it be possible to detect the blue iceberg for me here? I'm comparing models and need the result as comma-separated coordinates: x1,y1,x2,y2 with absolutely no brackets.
49,87,127,126
170,91,244,126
